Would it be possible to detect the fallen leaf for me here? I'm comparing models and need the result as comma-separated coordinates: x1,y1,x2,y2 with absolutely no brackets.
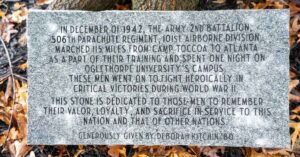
116,4,130,10
213,0,225,4
133,154,148,157
29,151,35,157
292,103,300,113
292,17,300,32
262,148,290,156
272,1,285,9
13,3,25,10
18,33,27,47
252,2,269,9
290,123,300,149
108,146,126,157
0,10,5,17
249,149,269,157
9,7,28,23
290,4,300,16
178,151,197,157
7,138,32,157
0,131,8,146
36,0,55,6
18,63,27,71
16,113,26,139
15,81,27,114
290,114,300,120
0,110,10,125
202,147,224,157
289,93,300,102
0,18,18,42
4,76,13,106
74,149,84,157
289,80,299,92
8,127,18,140
290,71,297,79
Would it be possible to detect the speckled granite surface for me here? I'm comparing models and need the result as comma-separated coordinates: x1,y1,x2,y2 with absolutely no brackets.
27,10,290,147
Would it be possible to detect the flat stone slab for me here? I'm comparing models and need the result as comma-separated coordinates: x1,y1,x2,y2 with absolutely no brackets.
27,10,290,148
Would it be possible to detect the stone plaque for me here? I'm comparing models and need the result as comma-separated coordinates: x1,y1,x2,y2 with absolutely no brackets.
27,10,290,147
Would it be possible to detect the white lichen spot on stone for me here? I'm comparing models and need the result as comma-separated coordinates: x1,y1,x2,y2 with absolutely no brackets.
246,17,255,25
255,138,269,146
48,22,58,33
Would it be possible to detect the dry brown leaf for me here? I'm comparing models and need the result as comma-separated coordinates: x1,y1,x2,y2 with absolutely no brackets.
16,113,26,140
29,151,35,157
9,7,28,23
272,1,285,9
290,71,297,79
202,147,224,157
178,151,197,157
15,139,31,157
16,82,27,114
290,35,297,47
248,149,276,157
13,3,25,10
0,110,10,125
18,33,27,47
14,103,23,114
133,151,148,157
262,148,290,156
8,127,18,140
213,0,225,4
291,153,296,157
78,145,84,150
292,17,300,32
0,10,5,17
252,2,269,9
133,154,149,157
170,153,179,157
0,91,5,107
0,18,17,43
188,146,203,156
8,138,32,157
74,149,84,157
290,4,300,16
290,123,300,149
289,93,300,102
169,146,186,153
0,131,8,146
116,4,130,10
36,0,55,6
18,63,27,71
289,80,299,92
108,145,126,157
136,146,169,157
57,145,67,157
188,146,226,157
292,105,300,113
13,80,27,111
4,76,13,106
290,114,300,120
167,146,194,157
